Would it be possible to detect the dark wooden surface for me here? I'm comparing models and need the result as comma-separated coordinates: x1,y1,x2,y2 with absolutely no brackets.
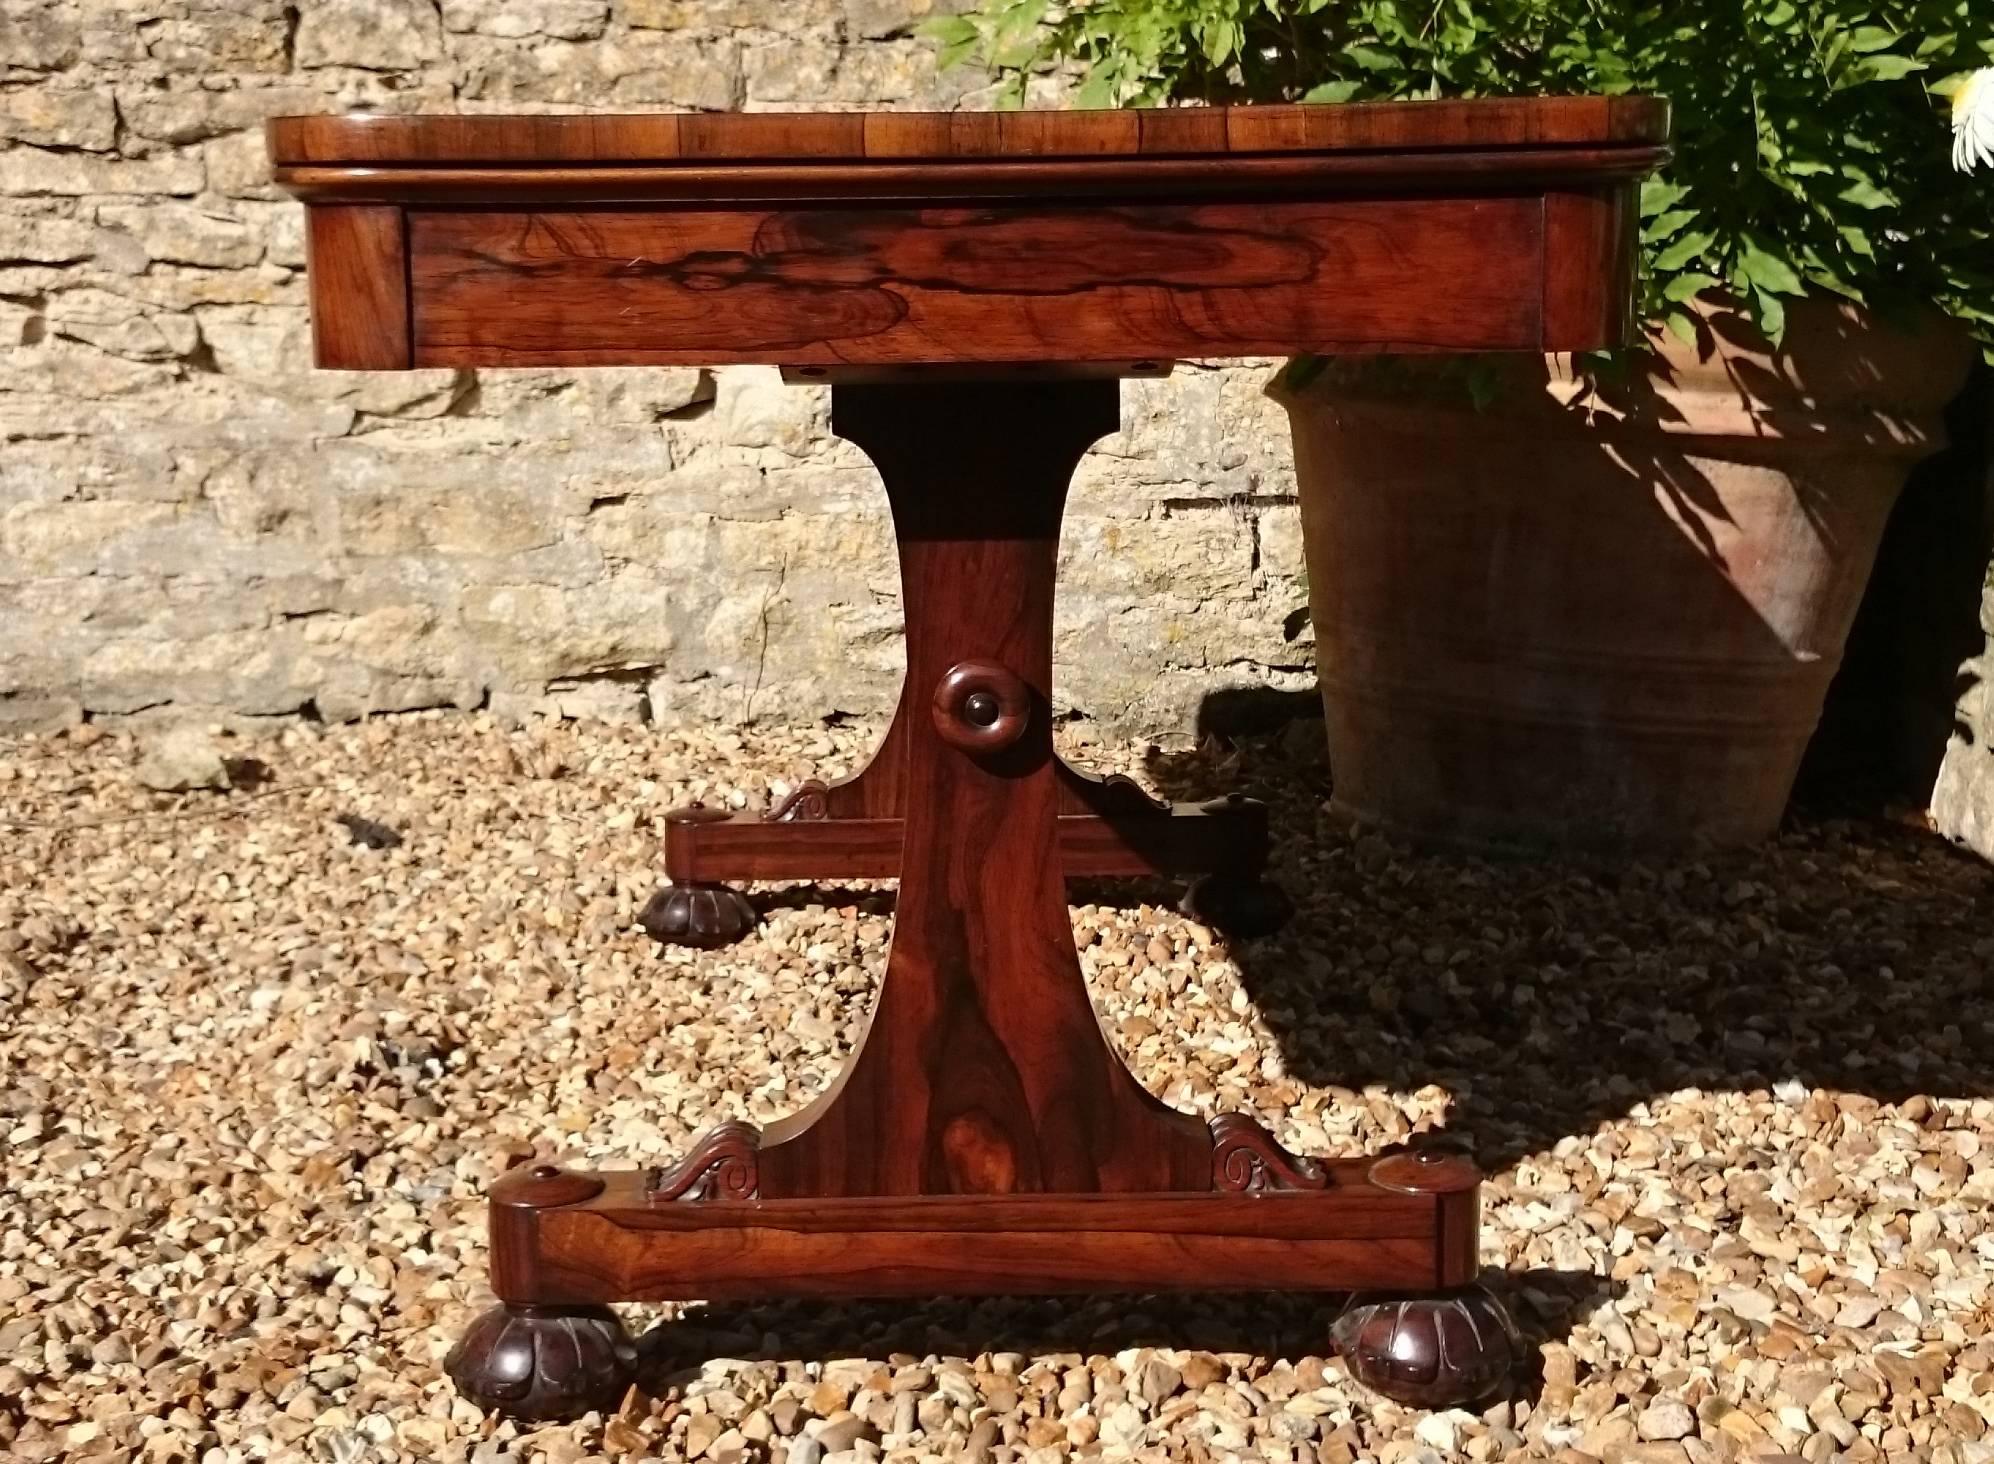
269,98,1667,165
275,97,1668,368
276,104,1667,1406
752,381,1214,1197
305,207,410,370
489,1166,1478,1302
407,199,1549,366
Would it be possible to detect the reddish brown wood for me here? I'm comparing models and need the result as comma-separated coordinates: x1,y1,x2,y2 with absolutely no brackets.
647,1121,760,1201
487,1166,1476,1303
271,102,1669,1419
1542,187,1639,351
406,200,1550,367
663,798,1269,883
304,206,409,369
444,1304,636,1421
753,380,1214,1197
1333,1289,1521,1408
268,97,1670,166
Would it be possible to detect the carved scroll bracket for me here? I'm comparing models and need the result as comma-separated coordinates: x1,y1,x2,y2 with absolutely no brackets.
648,1121,762,1202
766,781,832,823
1209,1113,1329,1193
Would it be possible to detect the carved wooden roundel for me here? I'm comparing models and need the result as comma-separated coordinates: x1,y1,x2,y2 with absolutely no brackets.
931,661,1031,754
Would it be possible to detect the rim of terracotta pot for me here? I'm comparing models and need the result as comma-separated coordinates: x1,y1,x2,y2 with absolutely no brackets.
1268,292,1976,461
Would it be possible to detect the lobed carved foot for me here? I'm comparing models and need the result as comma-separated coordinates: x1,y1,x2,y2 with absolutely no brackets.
445,1303,638,1422
639,882,757,949
1181,873,1293,938
1332,1286,1519,1409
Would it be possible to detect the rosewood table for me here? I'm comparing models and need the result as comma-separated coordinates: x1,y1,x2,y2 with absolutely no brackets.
270,98,1669,1420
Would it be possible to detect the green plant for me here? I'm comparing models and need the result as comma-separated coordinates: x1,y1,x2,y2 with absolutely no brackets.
927,2,1994,354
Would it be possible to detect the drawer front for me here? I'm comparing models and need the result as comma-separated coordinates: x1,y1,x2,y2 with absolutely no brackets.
402,198,1549,368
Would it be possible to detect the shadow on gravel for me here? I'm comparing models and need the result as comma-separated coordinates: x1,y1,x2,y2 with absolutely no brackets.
636,1267,1612,1404
1140,722,1994,1175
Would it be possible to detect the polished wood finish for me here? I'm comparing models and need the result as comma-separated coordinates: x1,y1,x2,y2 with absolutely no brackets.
407,199,1550,367
271,99,1667,166
756,381,1213,1197
663,801,1269,883
444,1304,636,1420
304,207,409,370
276,100,1666,1418
1332,1289,1521,1409
488,1164,1477,1304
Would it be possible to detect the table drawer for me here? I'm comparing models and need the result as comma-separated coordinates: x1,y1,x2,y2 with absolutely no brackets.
398,199,1550,370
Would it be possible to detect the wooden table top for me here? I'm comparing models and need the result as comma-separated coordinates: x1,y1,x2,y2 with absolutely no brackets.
272,100,1670,371
270,97,1668,166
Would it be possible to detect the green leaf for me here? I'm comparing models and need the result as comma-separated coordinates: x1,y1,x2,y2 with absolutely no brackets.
1642,209,1698,244
1836,179,1898,210
1754,287,1788,342
1851,55,1927,84
1665,310,1700,346
1342,44,1399,72
1652,230,1716,271
1662,271,1722,303
1640,179,1689,217
1845,26,1902,54
1738,241,1806,297
1302,80,1364,104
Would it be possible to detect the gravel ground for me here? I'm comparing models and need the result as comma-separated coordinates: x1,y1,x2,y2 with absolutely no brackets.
4,711,1994,1464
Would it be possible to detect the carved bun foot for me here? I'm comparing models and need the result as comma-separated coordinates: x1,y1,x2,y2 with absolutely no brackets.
1181,873,1292,938
1332,1286,1519,1409
639,882,756,949
445,1303,637,1422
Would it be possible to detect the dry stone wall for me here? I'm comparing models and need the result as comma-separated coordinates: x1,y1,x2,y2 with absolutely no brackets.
0,0,1313,738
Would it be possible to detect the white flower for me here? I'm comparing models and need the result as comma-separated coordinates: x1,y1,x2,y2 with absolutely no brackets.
1955,68,1994,173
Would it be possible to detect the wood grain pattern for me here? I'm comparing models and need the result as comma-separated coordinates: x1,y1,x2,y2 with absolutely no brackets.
1542,188,1639,352
268,97,1670,166
408,199,1547,367
487,1167,1477,1302
751,381,1214,1198
272,149,1666,207
665,804,1269,882
305,206,409,369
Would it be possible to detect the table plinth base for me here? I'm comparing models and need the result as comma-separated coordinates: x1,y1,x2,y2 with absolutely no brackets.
446,1125,1509,1419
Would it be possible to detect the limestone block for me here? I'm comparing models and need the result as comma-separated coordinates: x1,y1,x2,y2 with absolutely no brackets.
1932,643,1994,864
0,149,205,198
117,83,327,146
716,367,827,455
296,0,443,70
47,288,199,362
0,213,97,265
461,35,743,110
624,0,845,30
441,0,612,41
0,8,84,71
0,88,117,151
849,0,942,42
94,203,262,269
0,692,82,733
137,4,296,72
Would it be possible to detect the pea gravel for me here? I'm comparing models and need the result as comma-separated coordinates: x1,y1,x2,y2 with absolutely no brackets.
4,711,1994,1464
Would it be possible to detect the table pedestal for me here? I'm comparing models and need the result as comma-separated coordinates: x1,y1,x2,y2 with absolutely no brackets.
637,384,1291,949
445,381,1514,1419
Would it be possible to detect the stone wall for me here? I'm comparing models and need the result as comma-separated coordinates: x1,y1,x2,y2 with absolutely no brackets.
0,0,1312,739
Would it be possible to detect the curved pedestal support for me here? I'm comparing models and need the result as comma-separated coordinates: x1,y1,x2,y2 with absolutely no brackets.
458,381,1495,1424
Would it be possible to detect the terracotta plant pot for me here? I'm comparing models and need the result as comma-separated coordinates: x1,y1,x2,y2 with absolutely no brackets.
1274,295,1974,853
